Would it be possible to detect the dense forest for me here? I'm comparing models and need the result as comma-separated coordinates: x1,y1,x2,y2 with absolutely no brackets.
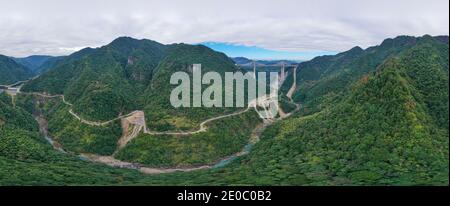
0,35,448,185
116,111,261,167
0,55,34,85
21,37,248,131
12,55,56,74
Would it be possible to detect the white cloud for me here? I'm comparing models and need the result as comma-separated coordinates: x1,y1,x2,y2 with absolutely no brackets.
0,0,448,57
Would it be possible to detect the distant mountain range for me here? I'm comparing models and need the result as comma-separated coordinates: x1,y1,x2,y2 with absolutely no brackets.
21,37,241,129
12,55,56,74
232,56,300,67
0,34,448,186
0,54,34,85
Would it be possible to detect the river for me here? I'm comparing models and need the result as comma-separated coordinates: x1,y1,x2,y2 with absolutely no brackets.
34,111,272,174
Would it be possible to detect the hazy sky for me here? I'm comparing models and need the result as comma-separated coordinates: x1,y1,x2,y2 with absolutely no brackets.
201,42,337,60
0,0,448,59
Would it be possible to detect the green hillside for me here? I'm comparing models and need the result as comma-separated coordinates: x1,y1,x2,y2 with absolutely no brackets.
143,43,242,131
12,55,55,74
22,37,166,121
0,55,34,85
248,53,448,185
21,37,240,130
281,35,447,115
116,111,261,167
0,35,448,186
14,37,260,168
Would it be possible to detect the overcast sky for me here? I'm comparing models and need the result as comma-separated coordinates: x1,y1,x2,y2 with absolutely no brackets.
0,0,448,58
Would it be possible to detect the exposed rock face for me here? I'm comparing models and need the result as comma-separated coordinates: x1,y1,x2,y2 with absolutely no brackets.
117,111,147,150
127,56,135,66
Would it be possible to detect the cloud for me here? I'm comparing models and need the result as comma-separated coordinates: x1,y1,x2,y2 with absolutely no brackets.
0,0,448,57
201,42,336,60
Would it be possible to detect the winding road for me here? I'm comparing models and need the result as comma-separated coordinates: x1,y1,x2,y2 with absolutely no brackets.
23,91,251,134
76,68,301,174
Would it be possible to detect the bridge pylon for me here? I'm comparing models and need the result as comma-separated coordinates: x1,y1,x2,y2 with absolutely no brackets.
253,61,256,78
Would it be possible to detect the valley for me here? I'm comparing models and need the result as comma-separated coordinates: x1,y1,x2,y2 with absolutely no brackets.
3,59,300,174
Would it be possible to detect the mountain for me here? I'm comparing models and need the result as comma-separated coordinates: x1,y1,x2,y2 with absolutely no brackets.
12,55,55,74
142,43,240,130
35,48,98,74
0,55,34,85
434,35,449,44
187,35,448,186
0,35,447,186
22,37,241,129
281,35,448,114
249,39,449,185
22,37,167,121
254,59,300,66
17,37,258,168
232,57,299,67
0,92,152,185
0,93,49,167
232,57,252,65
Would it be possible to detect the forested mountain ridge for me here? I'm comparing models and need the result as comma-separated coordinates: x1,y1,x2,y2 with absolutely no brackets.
21,37,168,121
281,35,448,114
12,55,55,74
0,35,447,185
143,43,241,131
22,37,242,129
0,55,34,85
2,40,447,185
36,48,99,74
239,39,448,185
232,56,299,66
7,39,259,169
0,93,49,163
